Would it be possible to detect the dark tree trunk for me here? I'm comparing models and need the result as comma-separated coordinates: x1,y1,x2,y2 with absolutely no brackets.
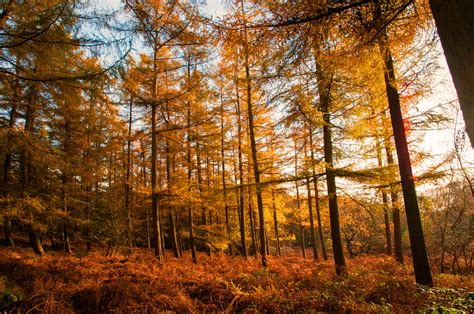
3,220,14,247
378,30,433,286
196,142,206,226
29,230,45,256
22,95,44,256
375,130,393,256
309,127,328,260
175,210,183,257
314,54,346,274
248,194,258,256
3,100,17,247
125,98,133,247
169,210,179,258
151,104,163,261
322,110,346,275
62,119,72,254
429,0,474,145
300,223,306,259
235,75,248,257
242,1,266,268
306,177,319,260
381,112,404,263
186,70,197,263
272,189,281,256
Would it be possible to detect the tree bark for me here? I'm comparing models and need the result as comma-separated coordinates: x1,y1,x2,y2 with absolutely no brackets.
242,12,267,267
381,112,404,263
151,104,163,260
235,72,248,257
429,0,474,146
22,94,44,256
248,193,258,256
125,97,133,247
306,177,319,260
375,129,393,256
3,98,17,247
186,62,197,263
309,127,327,260
378,28,433,286
272,189,281,256
220,86,233,255
314,51,347,275
169,210,179,258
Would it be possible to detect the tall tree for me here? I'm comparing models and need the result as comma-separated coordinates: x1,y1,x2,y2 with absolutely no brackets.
429,0,474,145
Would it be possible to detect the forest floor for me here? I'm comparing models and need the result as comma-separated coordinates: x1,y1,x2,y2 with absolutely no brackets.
0,245,472,313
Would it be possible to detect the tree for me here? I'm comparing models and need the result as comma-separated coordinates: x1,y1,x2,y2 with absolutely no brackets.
429,0,474,146
373,0,433,286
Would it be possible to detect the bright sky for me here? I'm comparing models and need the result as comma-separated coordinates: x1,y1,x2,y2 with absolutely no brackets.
95,0,472,183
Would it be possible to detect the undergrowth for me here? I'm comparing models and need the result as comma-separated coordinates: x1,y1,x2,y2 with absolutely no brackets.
0,246,472,313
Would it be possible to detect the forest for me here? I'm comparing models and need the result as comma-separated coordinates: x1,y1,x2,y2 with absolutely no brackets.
0,0,473,312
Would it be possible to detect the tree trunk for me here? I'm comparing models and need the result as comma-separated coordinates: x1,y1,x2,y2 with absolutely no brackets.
22,95,45,256
3,99,17,247
381,112,404,263
220,89,233,255
272,189,281,256
306,177,319,260
318,69,347,276
300,223,306,259
62,119,72,254
248,193,258,256
429,0,474,145
242,0,266,268
29,229,45,256
169,210,179,258
3,220,14,247
151,34,163,260
125,97,133,247
186,64,197,263
375,130,393,256
309,127,328,260
195,141,206,226
151,104,163,260
378,28,433,286
235,74,248,257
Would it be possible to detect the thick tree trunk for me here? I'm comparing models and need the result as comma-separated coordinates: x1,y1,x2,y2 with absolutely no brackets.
29,230,45,256
322,110,346,275
378,31,433,286
429,0,474,145
3,220,14,247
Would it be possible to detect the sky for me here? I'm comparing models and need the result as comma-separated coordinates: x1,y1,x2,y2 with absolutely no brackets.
95,0,472,184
